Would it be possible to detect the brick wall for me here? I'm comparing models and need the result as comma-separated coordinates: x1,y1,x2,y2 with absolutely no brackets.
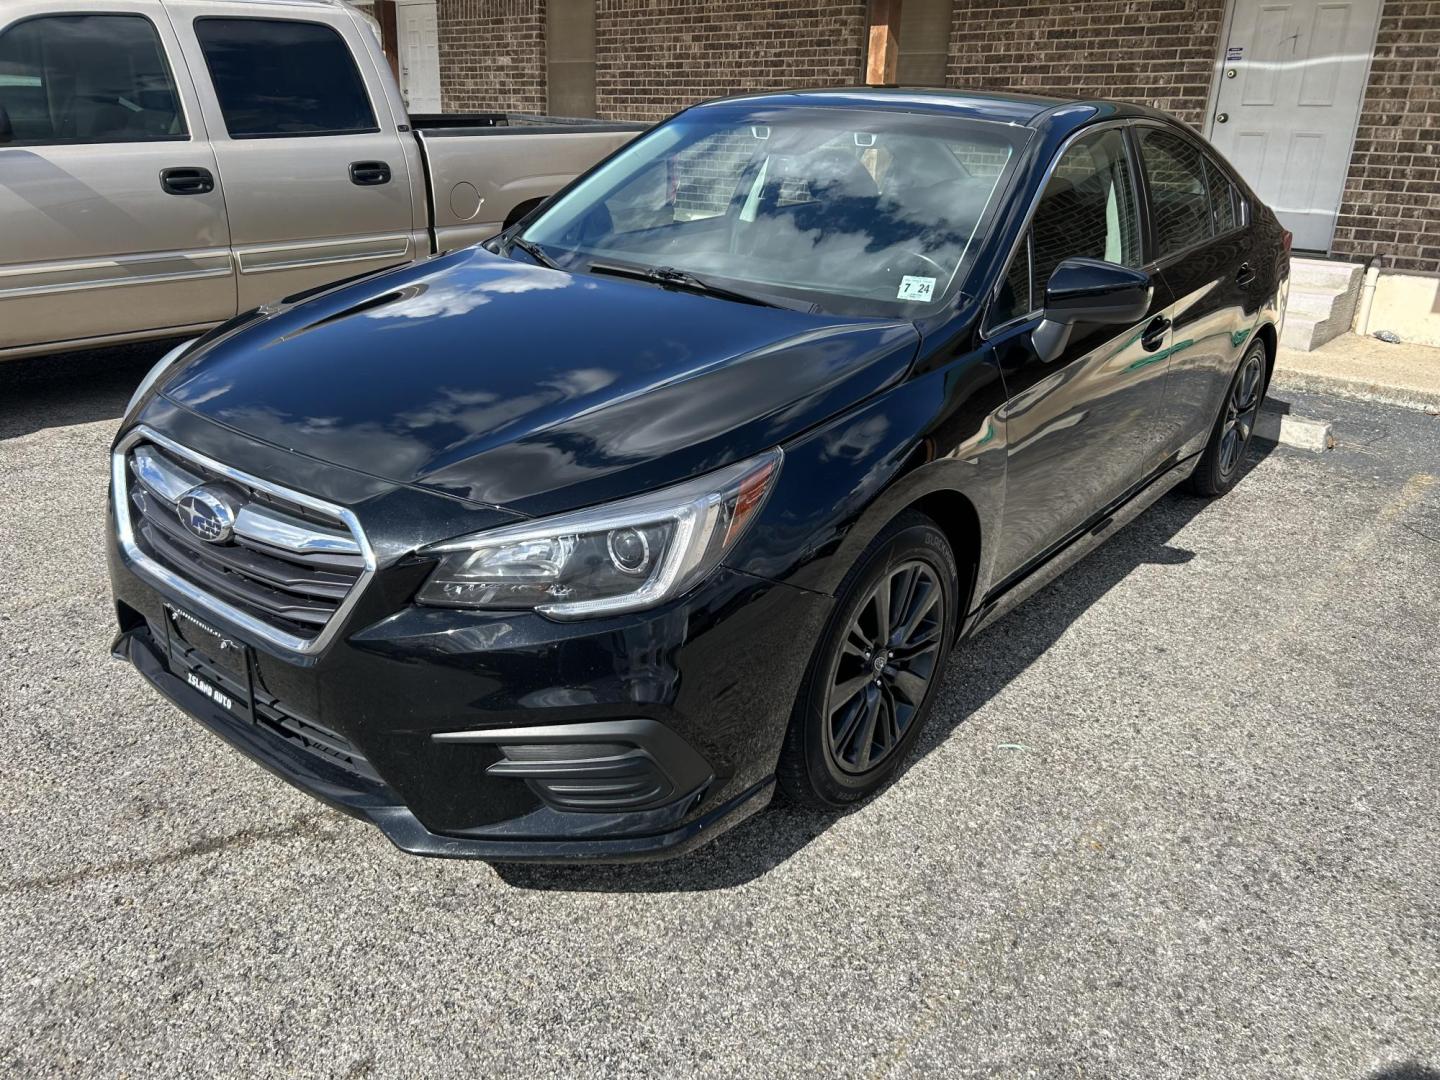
431,0,1434,270
945,0,1226,127
1330,0,1440,272
594,0,868,123
438,0,547,113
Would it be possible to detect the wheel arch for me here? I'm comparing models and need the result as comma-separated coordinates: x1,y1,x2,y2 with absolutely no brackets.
815,448,994,626
905,487,983,627
735,360,1007,629
1253,320,1277,391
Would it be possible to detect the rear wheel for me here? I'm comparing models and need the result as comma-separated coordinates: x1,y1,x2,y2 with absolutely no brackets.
1187,341,1267,497
778,511,959,808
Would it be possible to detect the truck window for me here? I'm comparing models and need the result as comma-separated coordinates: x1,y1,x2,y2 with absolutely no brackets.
194,18,377,139
0,14,186,145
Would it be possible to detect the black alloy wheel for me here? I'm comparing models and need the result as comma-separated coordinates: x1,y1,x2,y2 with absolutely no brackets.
779,511,959,808
1188,341,1269,497
1218,349,1265,478
825,559,945,774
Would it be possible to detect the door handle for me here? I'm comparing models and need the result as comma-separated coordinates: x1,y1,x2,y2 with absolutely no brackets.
349,161,392,186
1141,315,1171,352
160,167,214,196
1235,261,1256,287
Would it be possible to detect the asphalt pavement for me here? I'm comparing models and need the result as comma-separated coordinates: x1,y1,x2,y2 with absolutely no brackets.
1,343,1437,1079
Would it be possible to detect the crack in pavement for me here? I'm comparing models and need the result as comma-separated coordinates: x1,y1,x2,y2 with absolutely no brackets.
0,812,330,895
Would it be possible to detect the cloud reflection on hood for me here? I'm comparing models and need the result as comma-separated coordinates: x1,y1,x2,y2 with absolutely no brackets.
366,263,574,323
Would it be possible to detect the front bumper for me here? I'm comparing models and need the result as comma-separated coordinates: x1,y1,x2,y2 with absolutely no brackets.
108,524,830,863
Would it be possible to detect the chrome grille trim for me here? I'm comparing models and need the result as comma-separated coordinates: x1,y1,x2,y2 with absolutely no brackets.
132,444,202,502
233,504,361,556
131,443,361,557
113,425,377,656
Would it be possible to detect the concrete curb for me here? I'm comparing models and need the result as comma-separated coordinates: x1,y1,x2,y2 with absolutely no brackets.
1272,368,1440,415
1256,404,1333,452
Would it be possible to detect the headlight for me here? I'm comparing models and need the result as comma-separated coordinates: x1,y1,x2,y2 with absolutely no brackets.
123,338,197,422
416,449,782,618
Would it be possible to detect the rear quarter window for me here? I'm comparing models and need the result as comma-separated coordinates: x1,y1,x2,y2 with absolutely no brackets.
1203,156,1240,234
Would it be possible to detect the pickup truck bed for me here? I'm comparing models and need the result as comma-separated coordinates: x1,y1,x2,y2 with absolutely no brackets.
0,0,644,361
412,114,646,252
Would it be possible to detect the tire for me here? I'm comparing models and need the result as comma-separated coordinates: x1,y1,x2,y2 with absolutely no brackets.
1187,340,1269,497
777,510,960,809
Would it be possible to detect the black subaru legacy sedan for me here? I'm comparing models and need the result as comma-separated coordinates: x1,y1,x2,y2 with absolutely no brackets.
108,88,1289,862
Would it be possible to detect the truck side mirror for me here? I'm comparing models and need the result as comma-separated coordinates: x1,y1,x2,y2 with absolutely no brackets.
1031,257,1152,363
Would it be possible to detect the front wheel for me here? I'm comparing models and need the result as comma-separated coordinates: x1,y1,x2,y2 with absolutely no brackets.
778,511,959,809
1187,341,1268,497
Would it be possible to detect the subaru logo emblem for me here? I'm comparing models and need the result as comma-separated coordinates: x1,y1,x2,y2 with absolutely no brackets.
176,485,239,544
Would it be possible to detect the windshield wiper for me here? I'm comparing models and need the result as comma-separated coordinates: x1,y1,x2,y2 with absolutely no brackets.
507,235,560,269
587,261,810,311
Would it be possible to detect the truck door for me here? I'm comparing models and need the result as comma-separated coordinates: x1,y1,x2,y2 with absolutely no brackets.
168,4,419,309
0,1,234,356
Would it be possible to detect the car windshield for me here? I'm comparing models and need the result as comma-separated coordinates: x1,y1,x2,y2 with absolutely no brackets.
519,106,1029,318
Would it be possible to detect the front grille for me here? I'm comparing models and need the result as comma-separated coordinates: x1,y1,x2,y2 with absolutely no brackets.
121,436,368,646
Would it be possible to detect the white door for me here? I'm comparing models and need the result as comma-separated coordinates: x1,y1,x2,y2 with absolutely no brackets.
396,0,441,114
1207,0,1382,251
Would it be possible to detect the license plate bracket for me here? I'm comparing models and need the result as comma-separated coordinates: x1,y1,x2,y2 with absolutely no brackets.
163,604,253,723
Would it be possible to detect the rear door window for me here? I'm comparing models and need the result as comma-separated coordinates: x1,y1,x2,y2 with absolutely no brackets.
1138,127,1216,258
194,18,376,138
0,14,185,145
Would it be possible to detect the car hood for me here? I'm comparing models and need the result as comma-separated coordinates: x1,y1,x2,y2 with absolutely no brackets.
163,247,919,517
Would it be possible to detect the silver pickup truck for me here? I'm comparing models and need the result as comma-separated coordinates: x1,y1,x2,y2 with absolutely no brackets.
0,0,644,360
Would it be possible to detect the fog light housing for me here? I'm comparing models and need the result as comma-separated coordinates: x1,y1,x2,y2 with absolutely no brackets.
432,719,713,813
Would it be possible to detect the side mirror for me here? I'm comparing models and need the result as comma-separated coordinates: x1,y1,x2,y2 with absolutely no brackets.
1031,257,1152,363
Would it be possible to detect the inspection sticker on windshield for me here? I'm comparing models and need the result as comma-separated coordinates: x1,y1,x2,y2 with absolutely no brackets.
897,276,936,302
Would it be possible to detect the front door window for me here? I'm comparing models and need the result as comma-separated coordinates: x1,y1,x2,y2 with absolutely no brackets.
992,128,1142,325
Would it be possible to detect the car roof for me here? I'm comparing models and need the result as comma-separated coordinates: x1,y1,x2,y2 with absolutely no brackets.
693,86,1180,132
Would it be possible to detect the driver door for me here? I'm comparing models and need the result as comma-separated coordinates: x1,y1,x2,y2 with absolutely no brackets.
986,125,1174,585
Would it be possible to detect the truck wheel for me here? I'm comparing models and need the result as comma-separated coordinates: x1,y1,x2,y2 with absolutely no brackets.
778,511,959,809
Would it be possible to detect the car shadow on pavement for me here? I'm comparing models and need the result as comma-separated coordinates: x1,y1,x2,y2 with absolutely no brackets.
496,437,1280,893
0,339,181,441
1367,1067,1440,1080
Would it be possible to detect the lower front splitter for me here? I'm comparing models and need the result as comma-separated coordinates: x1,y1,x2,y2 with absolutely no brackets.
112,625,775,863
